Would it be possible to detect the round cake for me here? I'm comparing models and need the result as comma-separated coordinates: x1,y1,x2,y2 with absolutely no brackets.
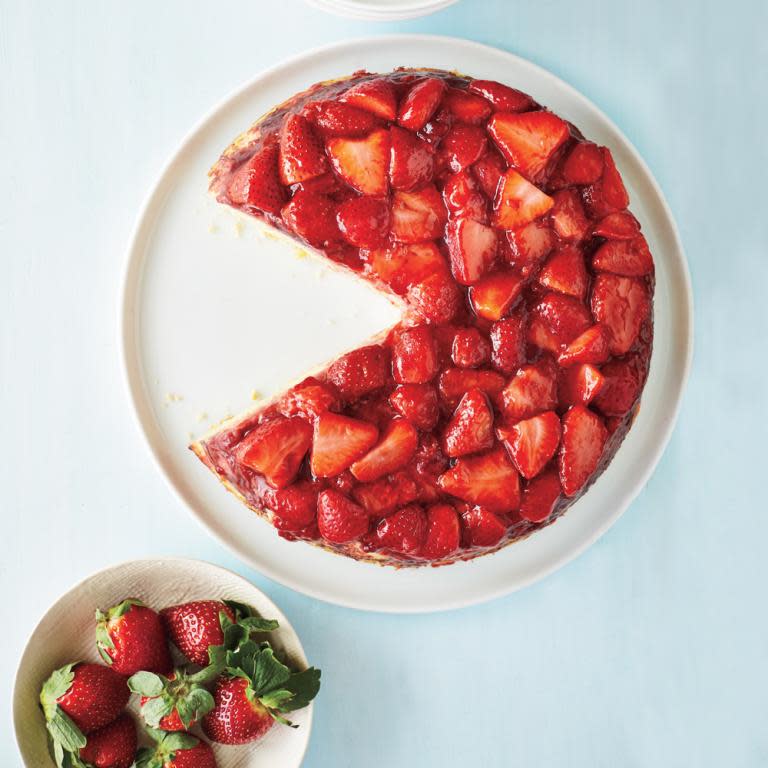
192,68,654,567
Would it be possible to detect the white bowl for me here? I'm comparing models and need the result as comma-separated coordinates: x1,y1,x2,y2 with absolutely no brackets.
305,0,459,20
13,558,314,767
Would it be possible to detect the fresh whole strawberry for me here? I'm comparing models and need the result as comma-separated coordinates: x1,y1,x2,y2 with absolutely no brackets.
136,730,216,768
78,712,137,768
95,599,172,676
130,669,215,732
203,640,321,745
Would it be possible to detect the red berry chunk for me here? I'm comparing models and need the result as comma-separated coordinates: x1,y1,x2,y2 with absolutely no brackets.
440,123,488,172
438,367,506,408
443,169,488,223
307,100,384,138
282,190,341,248
499,410,561,480
559,363,605,407
311,412,379,478
561,141,605,185
279,376,340,420
391,184,447,243
538,245,589,300
227,139,286,214
392,324,439,384
350,418,419,482
469,271,525,321
373,504,427,555
462,506,508,548
583,147,629,217
327,128,390,196
489,312,526,375
468,79,534,112
341,77,398,120
558,406,608,497
317,489,369,543
592,235,654,276
442,86,493,124
550,188,590,243
446,218,498,285
389,384,440,430
502,359,558,421
421,503,461,560
593,356,644,416
327,345,390,399
336,196,391,248
558,324,611,367
443,388,495,457
591,273,651,355
389,126,435,191
279,114,328,185
520,469,562,522
398,77,446,132
452,327,491,368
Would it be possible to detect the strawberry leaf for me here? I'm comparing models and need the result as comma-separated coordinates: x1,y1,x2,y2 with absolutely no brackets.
40,663,76,719
141,695,174,728
45,708,86,752
128,671,164,697
226,641,291,698
240,617,280,632
280,667,322,712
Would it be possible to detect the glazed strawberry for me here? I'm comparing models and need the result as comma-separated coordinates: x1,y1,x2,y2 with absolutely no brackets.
327,344,390,399
281,190,341,247
131,669,216,732
472,148,506,199
41,662,129,739
519,469,562,522
593,356,644,416
558,324,611,366
505,219,555,273
327,128,390,196
550,188,590,242
559,363,605,407
372,504,427,555
136,730,216,768
407,272,461,324
438,367,506,408
538,245,589,300
311,412,379,478
227,139,286,214
438,446,521,514
389,384,440,430
203,641,320,745
442,86,492,124
341,77,398,120
307,100,383,138
350,418,418,482
501,359,558,421
96,599,171,676
446,218,498,285
583,147,629,217
592,211,640,240
264,482,319,530
559,405,608,496
452,327,491,368
316,489,369,543
336,196,391,248
353,470,419,516
279,376,340,420
79,713,137,768
499,410,561,479
532,292,593,347
443,388,495,457
363,241,447,294
590,273,650,355
397,77,446,132
468,79,534,112
489,312,526,374
443,169,488,222
591,235,654,276
462,507,507,548
488,111,569,180
421,503,461,560
440,123,488,172
391,184,447,243
469,270,525,321
235,417,312,489
492,169,554,230
278,114,328,185
561,141,605,185
392,324,439,384
389,126,435,190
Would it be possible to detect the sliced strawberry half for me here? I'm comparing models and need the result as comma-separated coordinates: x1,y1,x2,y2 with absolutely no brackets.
390,184,447,243
311,413,379,478
472,149,506,199
421,503,461,560
363,241,447,294
281,190,341,248
532,292,593,347
590,273,651,355
468,79,534,112
372,504,427,555
306,100,384,138
392,324,440,384
440,123,488,172
550,188,590,243
317,489,370,543
350,418,419,483
279,114,328,185
235,417,312,489
438,367,506,408
227,140,286,214
336,196,391,248
561,141,605,185
462,506,508,548
407,272,461,325
505,219,556,274
558,405,608,497
558,324,611,366
397,77,446,132
469,270,526,321
519,469,562,522
583,147,629,217
538,246,589,300
501,358,559,421
442,388,495,457
438,446,521,515
593,356,644,416
451,327,491,369
592,235,654,277
279,376,340,420
488,111,569,181
499,410,562,480
442,87,493,124
443,169,488,223
341,78,398,120
446,218,498,285
489,311,526,374
264,482,319,530
559,363,605,407
592,211,641,240
389,126,435,191
327,128,390,196
326,344,390,400
389,384,440,430
491,169,554,230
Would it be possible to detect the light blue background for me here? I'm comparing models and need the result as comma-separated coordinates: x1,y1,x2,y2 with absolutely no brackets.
2,1,766,765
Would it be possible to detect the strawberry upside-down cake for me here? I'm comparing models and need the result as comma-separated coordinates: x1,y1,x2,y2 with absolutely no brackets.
191,68,654,567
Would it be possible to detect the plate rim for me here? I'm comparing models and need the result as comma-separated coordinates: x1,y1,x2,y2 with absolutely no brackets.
119,33,694,614
12,556,314,767
304,0,459,20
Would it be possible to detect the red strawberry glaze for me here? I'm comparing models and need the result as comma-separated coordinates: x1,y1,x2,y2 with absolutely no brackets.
194,69,654,567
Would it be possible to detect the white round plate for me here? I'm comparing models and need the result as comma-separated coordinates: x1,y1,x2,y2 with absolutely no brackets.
121,35,693,614
13,559,313,767
305,0,459,21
